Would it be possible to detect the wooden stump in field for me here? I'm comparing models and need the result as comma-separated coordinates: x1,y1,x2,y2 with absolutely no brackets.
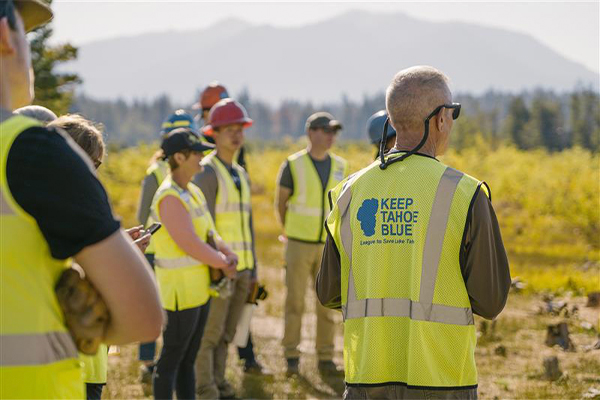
545,322,575,351
586,292,600,308
543,356,562,381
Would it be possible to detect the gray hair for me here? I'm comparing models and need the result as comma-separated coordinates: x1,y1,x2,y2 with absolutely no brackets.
385,66,451,136
14,105,57,124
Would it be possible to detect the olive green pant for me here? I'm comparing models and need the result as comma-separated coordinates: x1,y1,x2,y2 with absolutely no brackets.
195,269,251,399
282,239,336,361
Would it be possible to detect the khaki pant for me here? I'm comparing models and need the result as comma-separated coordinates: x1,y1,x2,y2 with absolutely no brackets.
282,239,336,361
195,269,251,399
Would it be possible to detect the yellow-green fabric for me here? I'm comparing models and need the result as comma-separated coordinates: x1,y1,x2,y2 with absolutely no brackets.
80,344,108,384
285,150,348,243
144,160,170,254
151,177,213,311
327,154,483,388
146,160,170,186
203,153,254,271
0,115,83,399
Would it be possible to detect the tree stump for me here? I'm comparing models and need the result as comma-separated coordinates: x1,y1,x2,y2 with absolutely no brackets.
494,344,507,357
543,356,562,381
586,292,600,308
545,322,575,351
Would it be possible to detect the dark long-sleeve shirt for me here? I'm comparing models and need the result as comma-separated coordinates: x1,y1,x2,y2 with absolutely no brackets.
137,173,159,226
316,187,511,320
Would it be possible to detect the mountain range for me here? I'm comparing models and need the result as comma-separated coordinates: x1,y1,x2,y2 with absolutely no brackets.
68,10,599,104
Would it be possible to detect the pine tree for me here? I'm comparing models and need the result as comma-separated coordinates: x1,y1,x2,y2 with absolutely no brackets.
29,1,80,116
530,96,563,151
504,96,531,149
570,89,600,151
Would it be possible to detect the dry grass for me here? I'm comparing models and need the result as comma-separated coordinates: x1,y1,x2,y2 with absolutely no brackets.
97,142,600,399
103,262,600,399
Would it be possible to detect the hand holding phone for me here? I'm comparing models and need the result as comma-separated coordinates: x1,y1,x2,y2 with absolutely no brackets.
147,222,162,235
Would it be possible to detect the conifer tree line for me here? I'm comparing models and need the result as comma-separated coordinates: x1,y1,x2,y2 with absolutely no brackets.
71,88,600,152
28,7,599,152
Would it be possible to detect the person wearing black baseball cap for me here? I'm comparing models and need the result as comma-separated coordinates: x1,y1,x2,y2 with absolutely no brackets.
136,112,206,388
161,127,215,158
150,128,239,400
1,1,164,398
275,112,348,376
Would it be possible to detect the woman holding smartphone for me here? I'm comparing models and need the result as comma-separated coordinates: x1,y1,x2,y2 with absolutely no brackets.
150,127,237,400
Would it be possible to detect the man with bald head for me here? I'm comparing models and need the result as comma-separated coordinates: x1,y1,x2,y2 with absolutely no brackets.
317,66,510,399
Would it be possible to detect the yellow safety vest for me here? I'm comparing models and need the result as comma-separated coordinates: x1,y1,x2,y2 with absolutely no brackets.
151,177,213,311
147,160,170,187
0,115,83,399
284,149,348,243
202,153,254,271
80,344,107,384
144,160,170,254
327,153,486,388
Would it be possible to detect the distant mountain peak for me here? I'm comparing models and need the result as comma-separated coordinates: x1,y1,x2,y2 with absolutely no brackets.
71,10,599,103
205,17,253,31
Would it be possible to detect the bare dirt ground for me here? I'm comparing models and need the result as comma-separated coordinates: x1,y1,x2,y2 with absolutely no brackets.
104,264,600,400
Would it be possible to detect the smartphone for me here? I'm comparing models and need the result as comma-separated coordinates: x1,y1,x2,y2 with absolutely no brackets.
147,222,162,235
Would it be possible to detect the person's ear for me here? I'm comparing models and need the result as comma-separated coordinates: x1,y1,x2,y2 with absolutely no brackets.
174,152,185,165
435,108,448,132
0,17,16,55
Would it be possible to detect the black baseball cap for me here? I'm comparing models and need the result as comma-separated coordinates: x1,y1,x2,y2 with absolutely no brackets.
161,128,215,158
305,112,343,131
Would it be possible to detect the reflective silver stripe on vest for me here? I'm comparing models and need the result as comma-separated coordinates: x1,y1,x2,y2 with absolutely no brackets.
190,205,207,218
0,332,78,366
151,201,206,221
155,256,200,269
0,188,15,216
419,167,464,304
287,203,321,217
292,154,308,205
342,298,473,325
211,158,230,208
340,167,473,326
215,203,251,214
228,241,252,251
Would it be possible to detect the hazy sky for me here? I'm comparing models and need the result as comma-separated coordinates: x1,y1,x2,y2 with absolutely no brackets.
51,1,599,73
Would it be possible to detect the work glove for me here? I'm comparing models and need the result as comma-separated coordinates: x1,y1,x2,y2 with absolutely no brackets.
55,268,109,355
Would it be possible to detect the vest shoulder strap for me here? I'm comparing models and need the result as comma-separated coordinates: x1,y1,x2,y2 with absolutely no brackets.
330,152,347,168
154,181,191,212
287,149,308,163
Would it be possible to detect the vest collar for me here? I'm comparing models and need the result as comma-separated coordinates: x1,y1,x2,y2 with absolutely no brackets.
0,108,14,123
385,150,439,162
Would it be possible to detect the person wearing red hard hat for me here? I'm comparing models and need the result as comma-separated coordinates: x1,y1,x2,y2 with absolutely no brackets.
193,99,265,398
193,82,251,170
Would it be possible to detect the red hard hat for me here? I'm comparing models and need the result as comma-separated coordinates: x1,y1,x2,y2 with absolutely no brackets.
193,82,229,110
203,99,253,136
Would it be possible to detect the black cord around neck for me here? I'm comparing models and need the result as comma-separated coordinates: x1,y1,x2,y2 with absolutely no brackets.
379,118,430,170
